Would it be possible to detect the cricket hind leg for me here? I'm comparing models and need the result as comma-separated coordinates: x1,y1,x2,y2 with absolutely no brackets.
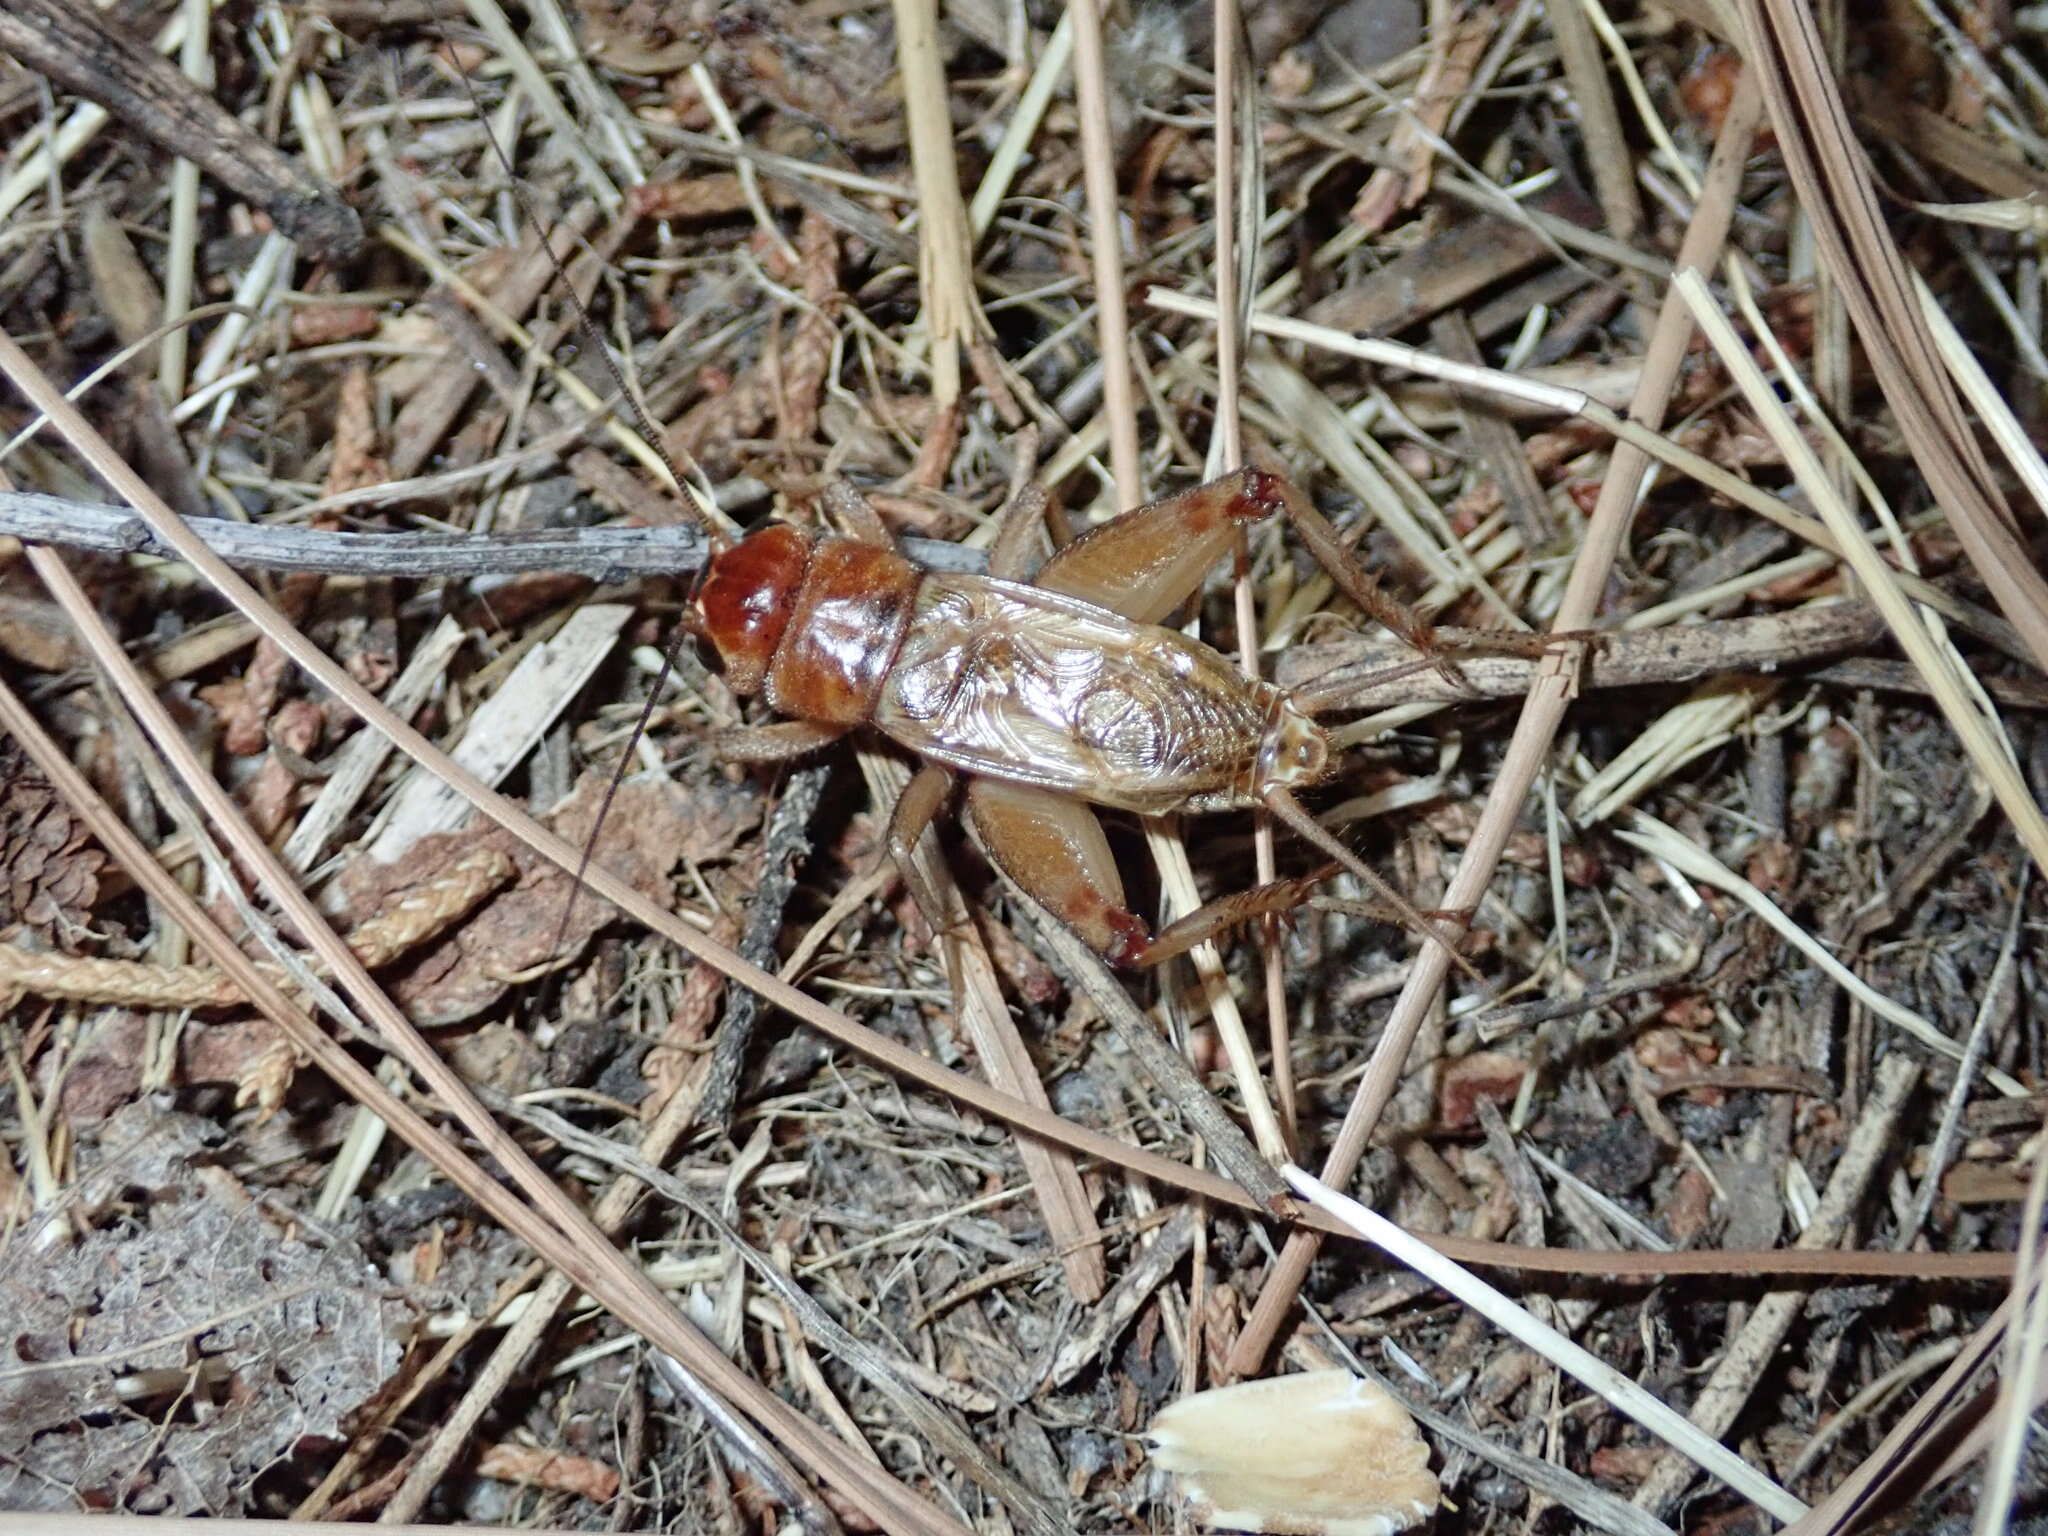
966,777,1466,972
966,779,1152,967
1134,868,1333,967
1255,483,1603,695
1262,786,1486,985
1137,859,1486,967
1255,473,1472,695
1027,467,1279,624
1027,468,1461,700
969,778,1334,970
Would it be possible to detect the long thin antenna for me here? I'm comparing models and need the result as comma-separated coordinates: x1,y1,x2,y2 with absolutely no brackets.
421,0,740,985
425,0,725,545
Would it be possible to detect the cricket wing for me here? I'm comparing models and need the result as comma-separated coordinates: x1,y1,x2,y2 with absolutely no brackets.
874,575,1268,815
1031,468,1284,624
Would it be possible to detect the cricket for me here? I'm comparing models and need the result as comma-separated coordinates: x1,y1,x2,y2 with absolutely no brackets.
688,460,1477,971
0,2,2034,1533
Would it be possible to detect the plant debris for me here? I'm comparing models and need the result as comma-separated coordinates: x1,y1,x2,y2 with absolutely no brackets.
0,1105,405,1514
0,0,2042,1532
0,739,104,944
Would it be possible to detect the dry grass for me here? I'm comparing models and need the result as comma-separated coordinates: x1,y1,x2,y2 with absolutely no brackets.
0,1,2044,1532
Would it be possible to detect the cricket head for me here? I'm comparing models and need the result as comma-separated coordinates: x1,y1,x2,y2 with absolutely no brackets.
692,524,810,695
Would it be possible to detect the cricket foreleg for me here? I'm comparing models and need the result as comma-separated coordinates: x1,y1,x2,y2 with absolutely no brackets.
877,761,974,953
710,719,849,762
987,480,1055,583
883,760,955,877
821,479,897,548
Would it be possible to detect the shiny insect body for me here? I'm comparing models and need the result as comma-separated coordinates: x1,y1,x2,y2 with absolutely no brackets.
693,463,1459,970
357,12,1469,980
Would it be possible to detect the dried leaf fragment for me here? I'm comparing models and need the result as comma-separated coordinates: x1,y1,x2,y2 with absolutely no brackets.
1149,1370,1438,1536
0,739,104,939
474,1441,621,1501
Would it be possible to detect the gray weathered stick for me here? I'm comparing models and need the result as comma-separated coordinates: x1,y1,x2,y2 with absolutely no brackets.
6,493,2002,710
1276,604,2048,710
696,763,832,1129
0,489,980,579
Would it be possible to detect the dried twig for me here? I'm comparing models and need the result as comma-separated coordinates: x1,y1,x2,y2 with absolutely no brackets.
1226,64,1770,1378
0,0,361,258
695,763,831,1128
1067,0,1142,501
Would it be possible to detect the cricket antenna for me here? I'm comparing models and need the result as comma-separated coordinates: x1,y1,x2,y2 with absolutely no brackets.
426,0,734,548
421,0,737,990
1260,786,1487,987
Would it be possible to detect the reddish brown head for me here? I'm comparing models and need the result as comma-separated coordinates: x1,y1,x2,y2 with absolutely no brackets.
693,524,810,695
693,525,923,728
